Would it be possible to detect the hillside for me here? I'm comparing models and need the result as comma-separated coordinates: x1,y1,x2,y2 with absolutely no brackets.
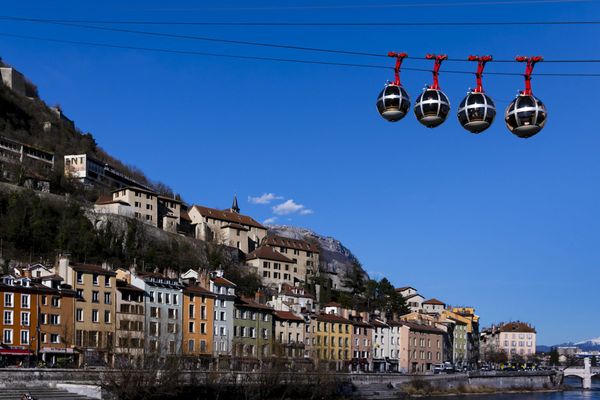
0,80,170,197
268,225,369,280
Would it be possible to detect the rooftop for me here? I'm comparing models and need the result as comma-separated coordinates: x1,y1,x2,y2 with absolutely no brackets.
191,205,265,229
246,246,295,263
262,235,320,253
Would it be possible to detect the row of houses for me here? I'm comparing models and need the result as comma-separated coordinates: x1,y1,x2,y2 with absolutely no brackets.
0,255,486,373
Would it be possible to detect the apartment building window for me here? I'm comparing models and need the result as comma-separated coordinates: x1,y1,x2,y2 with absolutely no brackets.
41,295,47,306
21,294,30,309
20,330,29,345
3,329,13,344
168,308,178,319
93,274,99,286
4,293,13,307
165,293,171,304
105,276,111,287
200,323,206,334
201,306,206,319
220,311,226,321
188,340,195,352
51,296,60,307
157,293,163,303
168,323,177,334
76,308,83,322
146,204,152,210
149,291,155,302
92,309,99,323
104,292,111,304
188,304,195,318
169,341,176,354
20,312,30,326
150,322,159,336
92,291,99,303
40,313,47,324
173,295,179,305
150,307,160,318
188,322,195,333
76,272,84,284
50,314,60,325
104,311,111,323
41,333,47,343
146,215,152,221
3,311,13,325
76,289,83,299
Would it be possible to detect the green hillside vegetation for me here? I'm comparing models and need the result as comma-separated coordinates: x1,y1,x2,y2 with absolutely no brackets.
0,188,261,295
0,84,173,197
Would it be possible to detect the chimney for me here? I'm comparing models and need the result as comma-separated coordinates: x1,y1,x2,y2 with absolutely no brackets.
57,254,71,286
102,261,110,271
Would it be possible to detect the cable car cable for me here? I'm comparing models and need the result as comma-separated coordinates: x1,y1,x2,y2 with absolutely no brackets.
3,16,600,64
2,31,600,77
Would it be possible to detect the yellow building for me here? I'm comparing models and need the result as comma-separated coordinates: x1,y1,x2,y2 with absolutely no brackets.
308,313,352,371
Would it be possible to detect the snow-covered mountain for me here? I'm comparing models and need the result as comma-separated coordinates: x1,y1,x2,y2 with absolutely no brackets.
575,337,600,349
267,225,368,281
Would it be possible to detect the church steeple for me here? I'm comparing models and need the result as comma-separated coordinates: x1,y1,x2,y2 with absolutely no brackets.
231,194,240,213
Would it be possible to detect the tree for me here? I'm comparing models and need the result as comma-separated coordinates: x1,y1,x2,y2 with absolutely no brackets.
549,347,560,366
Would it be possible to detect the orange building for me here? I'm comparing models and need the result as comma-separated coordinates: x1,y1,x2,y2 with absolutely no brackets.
37,275,77,366
182,284,215,364
0,275,39,366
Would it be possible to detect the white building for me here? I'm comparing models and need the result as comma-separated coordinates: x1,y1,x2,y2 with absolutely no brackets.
64,154,152,190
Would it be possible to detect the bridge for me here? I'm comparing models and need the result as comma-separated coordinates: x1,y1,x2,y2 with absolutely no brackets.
564,357,600,389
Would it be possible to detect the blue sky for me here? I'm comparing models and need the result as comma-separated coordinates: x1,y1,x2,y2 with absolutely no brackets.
2,0,599,345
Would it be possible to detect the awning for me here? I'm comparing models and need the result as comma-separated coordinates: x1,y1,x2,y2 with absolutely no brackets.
0,348,33,356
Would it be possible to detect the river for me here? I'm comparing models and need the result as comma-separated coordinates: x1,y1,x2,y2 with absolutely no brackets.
420,378,600,400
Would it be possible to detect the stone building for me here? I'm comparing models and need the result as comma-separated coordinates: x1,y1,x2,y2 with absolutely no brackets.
188,197,267,254
262,235,320,284
111,187,159,227
245,246,298,287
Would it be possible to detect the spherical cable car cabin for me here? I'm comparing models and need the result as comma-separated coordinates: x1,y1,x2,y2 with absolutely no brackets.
457,55,496,133
414,54,451,128
376,52,411,122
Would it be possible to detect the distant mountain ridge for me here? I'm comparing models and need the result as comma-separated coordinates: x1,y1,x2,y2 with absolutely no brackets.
266,225,369,282
537,336,600,352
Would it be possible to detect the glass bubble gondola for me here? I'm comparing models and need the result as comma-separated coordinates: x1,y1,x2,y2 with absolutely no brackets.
376,52,410,122
376,84,411,122
457,55,496,134
505,56,547,139
505,94,547,138
414,54,450,128
414,88,451,128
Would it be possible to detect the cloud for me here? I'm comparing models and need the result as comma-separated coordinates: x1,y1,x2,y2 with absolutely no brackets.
248,193,283,205
263,217,278,225
272,199,313,216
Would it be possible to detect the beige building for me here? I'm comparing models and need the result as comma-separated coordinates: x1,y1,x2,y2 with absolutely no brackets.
268,283,315,314
246,246,298,287
272,310,306,359
111,187,158,227
188,197,267,254
56,257,117,366
157,195,182,233
482,321,537,360
262,235,320,284
403,321,444,373
422,298,446,314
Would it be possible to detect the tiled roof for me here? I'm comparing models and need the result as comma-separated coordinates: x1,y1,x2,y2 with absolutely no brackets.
404,293,424,301
246,246,295,263
180,210,191,222
369,319,389,328
395,286,416,292
323,301,343,308
273,310,305,322
116,280,146,293
236,297,273,311
262,235,320,253
212,276,237,288
191,205,266,229
221,223,249,231
423,298,446,306
401,321,445,334
315,313,351,323
71,263,117,276
497,321,536,333
184,284,215,296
